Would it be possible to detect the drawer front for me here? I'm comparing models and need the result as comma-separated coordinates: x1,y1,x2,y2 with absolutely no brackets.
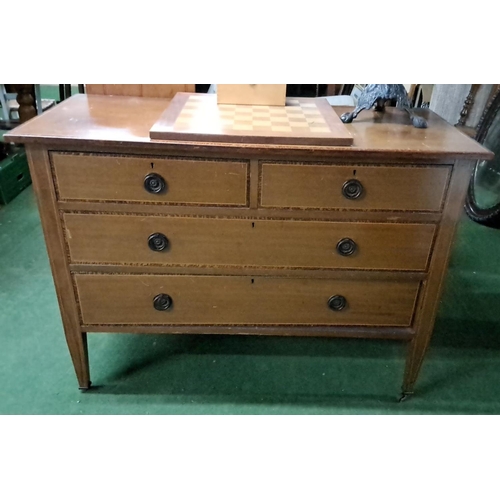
64,214,435,271
75,274,420,327
261,163,450,212
52,153,248,206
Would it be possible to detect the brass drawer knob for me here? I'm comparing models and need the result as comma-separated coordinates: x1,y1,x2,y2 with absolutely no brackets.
342,179,363,200
336,238,357,256
144,173,167,194
328,295,347,311
148,233,169,252
153,294,172,311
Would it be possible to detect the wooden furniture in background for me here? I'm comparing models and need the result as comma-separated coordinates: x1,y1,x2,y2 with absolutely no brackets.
457,84,481,127
58,85,85,101
5,95,492,399
1,85,58,125
475,84,500,133
85,84,195,98
1,85,37,123
401,85,434,108
14,85,37,122
454,84,500,138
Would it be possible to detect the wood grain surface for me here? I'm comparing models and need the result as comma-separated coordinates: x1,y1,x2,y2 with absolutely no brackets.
5,95,493,162
80,324,415,340
217,84,286,106
85,84,195,98
7,93,494,394
149,93,354,146
25,147,90,389
261,163,451,212
402,160,477,394
52,153,248,206
63,214,436,271
74,274,420,327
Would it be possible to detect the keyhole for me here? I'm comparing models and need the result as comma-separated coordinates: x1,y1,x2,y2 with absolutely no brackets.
251,279,254,284
252,222,255,228
353,169,357,176
151,162,154,169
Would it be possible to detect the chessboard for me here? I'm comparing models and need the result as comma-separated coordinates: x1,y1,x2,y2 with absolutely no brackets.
150,93,353,146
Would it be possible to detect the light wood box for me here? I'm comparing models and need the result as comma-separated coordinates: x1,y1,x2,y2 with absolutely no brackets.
217,84,286,106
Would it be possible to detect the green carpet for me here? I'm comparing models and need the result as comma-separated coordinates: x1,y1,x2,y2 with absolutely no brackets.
1,186,500,414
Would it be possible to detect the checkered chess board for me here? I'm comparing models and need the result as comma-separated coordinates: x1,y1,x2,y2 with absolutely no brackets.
176,94,331,134
150,93,353,146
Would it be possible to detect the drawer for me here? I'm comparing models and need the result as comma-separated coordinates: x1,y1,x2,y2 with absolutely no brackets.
64,214,436,271
75,274,420,327
51,153,248,206
260,163,450,212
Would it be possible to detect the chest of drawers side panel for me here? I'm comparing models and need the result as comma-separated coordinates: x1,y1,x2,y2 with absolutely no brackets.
25,146,90,389
402,160,476,395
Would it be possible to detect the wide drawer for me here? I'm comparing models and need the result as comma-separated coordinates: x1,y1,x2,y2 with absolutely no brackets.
52,153,248,206
75,274,420,327
64,214,436,271
260,163,450,212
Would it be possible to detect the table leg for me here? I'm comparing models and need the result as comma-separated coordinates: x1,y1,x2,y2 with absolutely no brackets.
25,146,91,390
78,333,91,391
401,160,474,398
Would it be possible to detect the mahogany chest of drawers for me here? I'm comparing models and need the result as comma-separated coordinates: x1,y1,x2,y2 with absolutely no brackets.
6,94,492,399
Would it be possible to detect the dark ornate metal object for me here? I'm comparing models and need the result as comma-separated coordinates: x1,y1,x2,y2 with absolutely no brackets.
328,295,347,311
341,84,428,129
336,238,357,256
148,233,169,252
342,179,364,199
144,173,167,194
457,84,480,127
153,294,172,311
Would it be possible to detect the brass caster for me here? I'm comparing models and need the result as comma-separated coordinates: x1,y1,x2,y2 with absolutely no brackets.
79,381,92,392
398,392,413,403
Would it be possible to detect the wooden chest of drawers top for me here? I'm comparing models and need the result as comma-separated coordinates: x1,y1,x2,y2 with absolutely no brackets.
6,94,492,162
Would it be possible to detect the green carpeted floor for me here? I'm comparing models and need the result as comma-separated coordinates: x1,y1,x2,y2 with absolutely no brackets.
1,186,500,414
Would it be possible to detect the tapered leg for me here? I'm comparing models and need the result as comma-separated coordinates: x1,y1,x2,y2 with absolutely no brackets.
26,147,92,390
402,336,430,398
71,332,91,390
399,161,475,399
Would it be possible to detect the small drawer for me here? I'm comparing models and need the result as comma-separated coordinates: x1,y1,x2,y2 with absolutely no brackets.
75,274,420,327
260,163,450,212
64,214,436,271
51,153,248,206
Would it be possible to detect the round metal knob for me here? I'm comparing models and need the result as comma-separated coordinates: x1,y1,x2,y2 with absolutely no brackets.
336,238,357,256
144,173,166,194
153,294,172,311
328,295,347,311
342,179,363,200
148,233,169,252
